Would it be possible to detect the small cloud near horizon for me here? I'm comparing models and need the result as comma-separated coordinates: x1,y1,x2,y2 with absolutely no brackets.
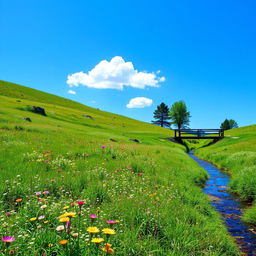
68,89,76,95
67,56,165,90
126,97,153,109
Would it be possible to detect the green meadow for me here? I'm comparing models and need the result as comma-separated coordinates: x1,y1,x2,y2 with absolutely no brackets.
0,81,240,255
195,125,256,225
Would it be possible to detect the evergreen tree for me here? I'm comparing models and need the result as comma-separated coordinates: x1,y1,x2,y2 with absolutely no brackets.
220,119,238,130
152,102,171,127
169,101,191,129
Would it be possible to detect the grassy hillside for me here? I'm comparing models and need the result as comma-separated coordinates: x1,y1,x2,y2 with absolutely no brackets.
0,81,239,255
195,125,256,224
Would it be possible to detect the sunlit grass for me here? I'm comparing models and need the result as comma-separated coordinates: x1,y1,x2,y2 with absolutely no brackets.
0,80,239,255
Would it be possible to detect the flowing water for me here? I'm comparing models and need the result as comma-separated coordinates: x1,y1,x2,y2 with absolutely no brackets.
189,152,256,256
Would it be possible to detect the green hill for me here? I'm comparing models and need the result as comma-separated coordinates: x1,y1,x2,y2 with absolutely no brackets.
0,80,239,255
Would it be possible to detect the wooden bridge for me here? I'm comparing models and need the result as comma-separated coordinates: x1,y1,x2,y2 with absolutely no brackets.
174,129,224,140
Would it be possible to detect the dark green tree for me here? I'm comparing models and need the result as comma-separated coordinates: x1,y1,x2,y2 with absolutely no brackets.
169,101,191,129
220,119,238,130
152,102,171,127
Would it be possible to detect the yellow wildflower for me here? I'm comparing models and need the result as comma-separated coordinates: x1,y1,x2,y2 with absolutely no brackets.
59,212,76,218
102,228,116,235
30,217,37,221
87,227,100,234
92,238,104,244
59,217,70,223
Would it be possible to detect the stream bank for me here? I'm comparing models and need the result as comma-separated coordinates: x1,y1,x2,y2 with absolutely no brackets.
189,152,256,256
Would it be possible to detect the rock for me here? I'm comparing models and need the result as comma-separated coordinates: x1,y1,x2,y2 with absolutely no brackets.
109,138,118,142
83,115,93,119
23,117,32,122
129,138,141,143
32,106,46,116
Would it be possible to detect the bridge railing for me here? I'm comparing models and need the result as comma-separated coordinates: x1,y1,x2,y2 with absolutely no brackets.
174,129,224,138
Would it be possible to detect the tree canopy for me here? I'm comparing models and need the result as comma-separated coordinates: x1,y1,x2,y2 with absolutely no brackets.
169,101,191,129
220,119,238,130
152,102,171,127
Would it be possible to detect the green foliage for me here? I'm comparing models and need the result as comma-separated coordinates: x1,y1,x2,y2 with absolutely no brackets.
220,119,238,130
152,102,171,127
0,80,240,255
169,101,191,129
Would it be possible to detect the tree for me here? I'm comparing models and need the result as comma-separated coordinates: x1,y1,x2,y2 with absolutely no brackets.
152,102,171,127
169,101,191,129
220,119,238,130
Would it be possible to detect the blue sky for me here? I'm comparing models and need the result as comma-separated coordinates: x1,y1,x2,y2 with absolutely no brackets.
1,0,256,128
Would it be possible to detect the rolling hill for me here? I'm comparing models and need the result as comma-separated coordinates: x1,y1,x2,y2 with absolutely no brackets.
0,80,239,255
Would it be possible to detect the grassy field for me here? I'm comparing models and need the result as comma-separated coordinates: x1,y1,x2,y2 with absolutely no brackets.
0,80,239,255
195,125,256,225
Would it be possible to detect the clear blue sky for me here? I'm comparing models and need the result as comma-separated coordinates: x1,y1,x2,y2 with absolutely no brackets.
1,0,256,128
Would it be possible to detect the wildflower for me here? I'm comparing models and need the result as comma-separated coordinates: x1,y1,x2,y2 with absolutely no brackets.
77,201,85,206
101,146,106,149
43,191,49,194
59,217,70,223
38,216,45,220
72,233,79,237
106,220,116,224
87,227,100,234
9,250,15,254
89,214,98,219
56,225,65,231
102,228,116,235
59,240,68,245
30,217,37,221
2,236,15,243
60,212,76,218
15,198,22,203
5,212,12,216
92,238,104,244
41,205,47,209
48,243,53,247
35,192,41,196
115,220,120,223
102,243,114,254
44,221,49,224
63,206,69,210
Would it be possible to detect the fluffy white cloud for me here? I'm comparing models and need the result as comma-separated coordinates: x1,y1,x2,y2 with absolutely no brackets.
126,97,153,109
67,56,165,90
68,89,76,95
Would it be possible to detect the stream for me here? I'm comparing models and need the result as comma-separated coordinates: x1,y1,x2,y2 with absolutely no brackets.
189,152,256,256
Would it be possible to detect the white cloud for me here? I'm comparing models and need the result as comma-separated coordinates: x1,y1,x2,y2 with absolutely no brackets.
67,56,165,90
68,89,76,95
126,97,153,109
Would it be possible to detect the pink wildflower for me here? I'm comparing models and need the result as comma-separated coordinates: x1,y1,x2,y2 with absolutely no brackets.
107,220,116,224
2,236,15,243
